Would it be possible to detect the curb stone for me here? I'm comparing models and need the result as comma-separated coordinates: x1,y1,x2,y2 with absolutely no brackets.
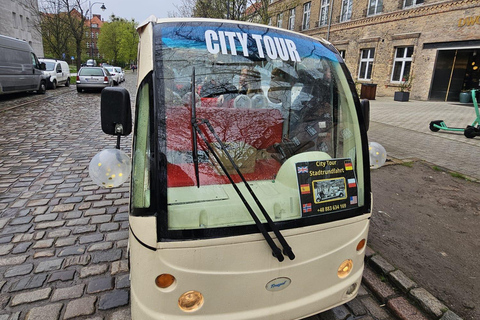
365,246,463,320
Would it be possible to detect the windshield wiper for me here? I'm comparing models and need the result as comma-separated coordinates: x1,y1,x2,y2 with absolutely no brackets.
189,68,294,262
193,118,295,262
193,121,284,262
191,67,200,187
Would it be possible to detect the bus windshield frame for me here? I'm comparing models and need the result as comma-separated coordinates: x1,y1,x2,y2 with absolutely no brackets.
130,21,371,242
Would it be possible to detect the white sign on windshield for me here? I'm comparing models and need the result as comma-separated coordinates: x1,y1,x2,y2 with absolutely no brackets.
205,30,301,62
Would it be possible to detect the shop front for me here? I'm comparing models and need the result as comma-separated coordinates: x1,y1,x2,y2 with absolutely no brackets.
429,41,480,102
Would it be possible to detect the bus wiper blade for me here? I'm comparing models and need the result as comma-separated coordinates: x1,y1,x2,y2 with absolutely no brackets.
193,122,284,262
191,67,200,187
197,119,295,261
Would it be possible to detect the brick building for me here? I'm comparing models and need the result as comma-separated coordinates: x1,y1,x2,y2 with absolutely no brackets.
268,0,480,101
0,0,44,57
85,14,104,59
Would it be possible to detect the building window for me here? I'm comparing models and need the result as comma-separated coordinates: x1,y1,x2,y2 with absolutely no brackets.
319,0,330,27
92,23,98,28
87,42,90,48
391,47,414,82
277,12,283,28
19,15,24,30
26,17,30,31
12,12,17,29
302,2,311,30
404,0,424,8
288,8,295,30
340,0,352,22
358,48,375,80
368,0,383,15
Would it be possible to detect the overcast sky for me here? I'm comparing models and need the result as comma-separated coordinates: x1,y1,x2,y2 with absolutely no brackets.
91,0,182,23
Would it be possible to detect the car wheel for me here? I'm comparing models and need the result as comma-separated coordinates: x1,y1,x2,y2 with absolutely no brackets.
38,80,47,94
51,80,57,90
77,87,82,93
65,78,70,87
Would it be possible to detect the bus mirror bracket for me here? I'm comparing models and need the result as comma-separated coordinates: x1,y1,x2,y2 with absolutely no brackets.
360,99,370,131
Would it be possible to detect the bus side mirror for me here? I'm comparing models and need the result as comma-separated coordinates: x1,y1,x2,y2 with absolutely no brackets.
101,87,132,136
360,99,370,132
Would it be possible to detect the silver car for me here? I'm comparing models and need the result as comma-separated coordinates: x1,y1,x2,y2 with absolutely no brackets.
104,66,121,85
76,67,113,93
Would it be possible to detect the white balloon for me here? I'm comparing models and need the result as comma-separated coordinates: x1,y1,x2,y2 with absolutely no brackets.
369,142,387,169
89,149,131,188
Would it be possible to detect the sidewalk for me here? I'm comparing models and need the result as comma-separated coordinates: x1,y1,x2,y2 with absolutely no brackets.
368,97,480,181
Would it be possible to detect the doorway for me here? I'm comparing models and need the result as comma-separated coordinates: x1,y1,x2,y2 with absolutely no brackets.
429,49,480,101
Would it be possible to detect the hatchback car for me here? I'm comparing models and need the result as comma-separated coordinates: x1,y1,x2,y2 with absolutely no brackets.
114,67,125,83
76,67,113,93
104,66,121,85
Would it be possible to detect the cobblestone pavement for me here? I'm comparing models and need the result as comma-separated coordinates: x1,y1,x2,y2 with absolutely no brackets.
0,72,430,320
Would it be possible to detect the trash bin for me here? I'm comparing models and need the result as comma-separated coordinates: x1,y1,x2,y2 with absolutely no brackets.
360,83,377,100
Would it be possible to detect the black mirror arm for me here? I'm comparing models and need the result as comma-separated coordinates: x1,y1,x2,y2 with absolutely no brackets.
115,123,124,149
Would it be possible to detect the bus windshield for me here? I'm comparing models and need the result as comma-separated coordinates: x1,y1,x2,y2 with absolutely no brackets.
134,21,367,239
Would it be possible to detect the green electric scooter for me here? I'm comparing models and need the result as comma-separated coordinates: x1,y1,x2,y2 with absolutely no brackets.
429,89,480,138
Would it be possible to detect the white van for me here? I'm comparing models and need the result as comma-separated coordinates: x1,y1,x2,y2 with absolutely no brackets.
39,59,71,89
0,34,47,95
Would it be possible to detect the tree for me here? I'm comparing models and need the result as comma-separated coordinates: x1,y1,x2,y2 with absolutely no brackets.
62,1,89,70
98,15,138,66
25,0,74,59
171,0,271,25
118,19,139,65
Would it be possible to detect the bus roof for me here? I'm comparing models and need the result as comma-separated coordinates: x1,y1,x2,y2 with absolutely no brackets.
136,17,333,48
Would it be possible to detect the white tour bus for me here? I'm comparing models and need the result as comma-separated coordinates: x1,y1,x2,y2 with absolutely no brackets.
92,17,372,320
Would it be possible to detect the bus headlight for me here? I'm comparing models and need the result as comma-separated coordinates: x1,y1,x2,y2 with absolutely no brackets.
337,259,353,278
178,291,204,312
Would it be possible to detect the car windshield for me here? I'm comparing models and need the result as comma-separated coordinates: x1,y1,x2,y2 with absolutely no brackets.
114,67,122,72
79,68,104,76
43,61,55,71
105,67,115,73
133,22,366,236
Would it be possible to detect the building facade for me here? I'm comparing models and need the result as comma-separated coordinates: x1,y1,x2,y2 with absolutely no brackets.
268,0,480,101
85,14,104,59
0,0,44,57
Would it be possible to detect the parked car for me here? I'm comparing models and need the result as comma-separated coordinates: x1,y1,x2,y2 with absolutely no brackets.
104,66,121,85
114,67,125,83
39,59,70,89
76,67,113,93
86,59,97,67
0,34,48,95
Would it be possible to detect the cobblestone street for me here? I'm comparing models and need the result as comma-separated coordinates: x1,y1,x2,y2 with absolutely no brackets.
0,72,432,320
0,81,132,319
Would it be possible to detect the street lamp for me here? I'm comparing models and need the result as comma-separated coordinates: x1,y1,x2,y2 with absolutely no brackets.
89,2,106,58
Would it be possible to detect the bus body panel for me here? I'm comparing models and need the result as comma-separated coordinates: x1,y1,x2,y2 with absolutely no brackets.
129,216,369,319
127,18,372,319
